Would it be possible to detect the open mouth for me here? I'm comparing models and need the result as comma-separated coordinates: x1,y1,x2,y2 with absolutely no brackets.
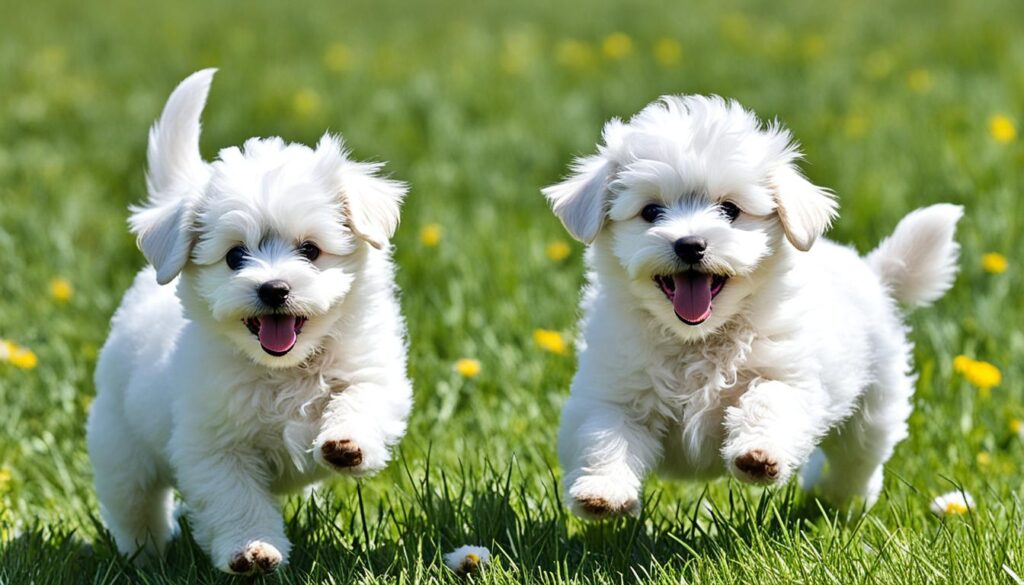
243,315,308,356
653,272,728,326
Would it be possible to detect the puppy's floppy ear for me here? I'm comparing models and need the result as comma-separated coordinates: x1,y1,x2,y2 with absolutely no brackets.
130,69,216,284
542,155,617,244
318,134,407,249
340,162,407,249
544,118,627,244
769,164,838,252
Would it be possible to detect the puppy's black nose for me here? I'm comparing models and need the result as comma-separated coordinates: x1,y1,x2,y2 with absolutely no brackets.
258,280,290,307
673,236,707,264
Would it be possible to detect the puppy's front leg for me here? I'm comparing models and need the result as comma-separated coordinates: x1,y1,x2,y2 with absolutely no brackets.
313,375,412,477
722,380,821,486
559,396,663,520
173,444,290,575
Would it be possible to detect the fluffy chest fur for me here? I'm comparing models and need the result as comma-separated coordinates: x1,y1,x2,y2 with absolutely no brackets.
639,319,759,475
214,358,342,479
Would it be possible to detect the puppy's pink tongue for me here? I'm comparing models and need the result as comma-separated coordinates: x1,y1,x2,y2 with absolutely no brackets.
672,272,713,324
258,315,298,354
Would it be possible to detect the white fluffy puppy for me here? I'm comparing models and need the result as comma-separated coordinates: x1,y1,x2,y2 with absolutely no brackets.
87,70,412,574
545,96,961,520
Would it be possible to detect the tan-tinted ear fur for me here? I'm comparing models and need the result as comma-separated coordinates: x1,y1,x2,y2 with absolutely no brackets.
314,134,407,250
770,165,838,251
339,162,406,249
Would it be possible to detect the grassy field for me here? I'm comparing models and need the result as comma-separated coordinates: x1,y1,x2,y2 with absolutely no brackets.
1,0,1022,582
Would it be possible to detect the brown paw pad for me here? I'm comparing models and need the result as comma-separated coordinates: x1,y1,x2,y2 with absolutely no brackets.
228,553,252,574
228,542,281,575
321,439,363,468
734,449,779,482
576,496,636,518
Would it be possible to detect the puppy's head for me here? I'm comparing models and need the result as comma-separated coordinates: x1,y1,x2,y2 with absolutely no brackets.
130,69,405,367
544,96,836,339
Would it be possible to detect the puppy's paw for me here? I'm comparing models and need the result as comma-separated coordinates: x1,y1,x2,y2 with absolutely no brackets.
314,429,389,477
320,439,364,468
225,540,283,575
726,445,796,486
731,449,780,483
566,474,640,521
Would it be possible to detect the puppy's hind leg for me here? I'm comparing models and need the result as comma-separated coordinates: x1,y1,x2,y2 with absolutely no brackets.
803,362,915,509
87,395,176,560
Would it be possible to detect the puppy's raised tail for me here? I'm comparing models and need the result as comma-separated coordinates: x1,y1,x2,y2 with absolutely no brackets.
132,68,216,285
144,68,216,199
867,204,963,308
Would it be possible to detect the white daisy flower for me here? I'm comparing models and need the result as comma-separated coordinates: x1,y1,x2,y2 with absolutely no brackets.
443,545,491,577
930,490,975,517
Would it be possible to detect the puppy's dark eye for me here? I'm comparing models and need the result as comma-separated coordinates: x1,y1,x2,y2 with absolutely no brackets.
641,204,667,223
226,246,248,271
719,201,741,222
298,241,321,262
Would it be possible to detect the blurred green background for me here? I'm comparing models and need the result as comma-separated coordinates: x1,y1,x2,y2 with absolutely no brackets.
0,0,1021,582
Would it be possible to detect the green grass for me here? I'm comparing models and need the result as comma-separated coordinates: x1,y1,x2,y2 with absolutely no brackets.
1,0,1022,582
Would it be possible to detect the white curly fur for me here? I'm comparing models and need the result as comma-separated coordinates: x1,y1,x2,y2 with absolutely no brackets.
87,70,412,574
546,95,962,520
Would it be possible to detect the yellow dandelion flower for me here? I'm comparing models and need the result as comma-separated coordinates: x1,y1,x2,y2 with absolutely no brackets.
373,46,400,77
907,69,933,93
652,38,683,67
967,361,1001,391
945,501,968,514
930,490,973,517
556,39,596,70
292,88,322,118
444,545,491,577
719,13,751,45
651,38,684,67
454,358,481,378
49,277,73,302
9,346,38,369
323,42,353,73
982,252,1007,274
0,340,12,362
800,34,826,59
533,329,567,355
976,451,991,466
1010,419,1022,436
420,223,442,247
989,115,1016,144
546,240,571,262
500,33,534,75
953,355,1001,391
844,113,867,138
952,355,971,373
82,343,99,361
602,33,633,60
